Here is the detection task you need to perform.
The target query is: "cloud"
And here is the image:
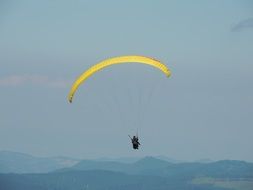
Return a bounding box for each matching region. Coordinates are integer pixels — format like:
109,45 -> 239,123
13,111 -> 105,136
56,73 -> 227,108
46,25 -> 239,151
231,18 -> 253,32
0,75 -> 71,88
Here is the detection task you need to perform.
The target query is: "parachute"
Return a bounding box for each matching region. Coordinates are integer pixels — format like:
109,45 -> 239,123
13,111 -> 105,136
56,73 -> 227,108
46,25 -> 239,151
68,55 -> 171,103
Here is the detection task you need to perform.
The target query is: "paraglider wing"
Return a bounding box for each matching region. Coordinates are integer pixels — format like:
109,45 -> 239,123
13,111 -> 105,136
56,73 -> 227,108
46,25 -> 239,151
68,55 -> 171,103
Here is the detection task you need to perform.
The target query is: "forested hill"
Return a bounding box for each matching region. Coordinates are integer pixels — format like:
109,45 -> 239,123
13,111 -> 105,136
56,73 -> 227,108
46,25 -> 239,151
0,154 -> 253,190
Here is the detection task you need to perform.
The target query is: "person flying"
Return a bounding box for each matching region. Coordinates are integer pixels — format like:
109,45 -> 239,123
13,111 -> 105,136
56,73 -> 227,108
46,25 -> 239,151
129,135 -> 140,149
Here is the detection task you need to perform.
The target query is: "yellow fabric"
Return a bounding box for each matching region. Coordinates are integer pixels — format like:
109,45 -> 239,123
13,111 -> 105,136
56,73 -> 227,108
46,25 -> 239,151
68,55 -> 171,103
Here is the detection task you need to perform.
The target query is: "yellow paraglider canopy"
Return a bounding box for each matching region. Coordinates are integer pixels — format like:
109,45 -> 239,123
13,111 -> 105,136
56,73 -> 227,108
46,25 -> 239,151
68,55 -> 171,103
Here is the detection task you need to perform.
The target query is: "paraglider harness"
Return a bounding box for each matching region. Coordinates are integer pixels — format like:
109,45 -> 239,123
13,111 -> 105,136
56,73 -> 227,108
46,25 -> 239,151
129,135 -> 140,149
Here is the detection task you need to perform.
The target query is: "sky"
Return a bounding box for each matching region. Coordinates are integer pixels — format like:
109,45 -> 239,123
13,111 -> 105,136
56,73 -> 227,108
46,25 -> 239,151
0,0 -> 253,162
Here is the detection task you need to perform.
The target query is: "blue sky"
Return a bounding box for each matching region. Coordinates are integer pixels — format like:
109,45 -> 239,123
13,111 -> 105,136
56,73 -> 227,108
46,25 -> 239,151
0,0 -> 253,161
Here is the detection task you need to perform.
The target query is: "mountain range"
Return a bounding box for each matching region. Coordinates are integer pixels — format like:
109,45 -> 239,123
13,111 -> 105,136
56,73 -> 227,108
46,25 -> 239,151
0,151 -> 79,173
0,151 -> 253,190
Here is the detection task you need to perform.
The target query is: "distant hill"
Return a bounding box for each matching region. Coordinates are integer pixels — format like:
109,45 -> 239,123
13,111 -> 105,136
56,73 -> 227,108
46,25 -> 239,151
0,151 -> 79,173
0,170 -> 231,190
94,156 -> 141,163
144,160 -> 253,183
131,156 -> 173,174
1,152 -> 253,190
155,155 -> 183,163
57,156 -> 173,174
94,155 -> 181,163
1,151 -> 253,181
57,157 -> 253,180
